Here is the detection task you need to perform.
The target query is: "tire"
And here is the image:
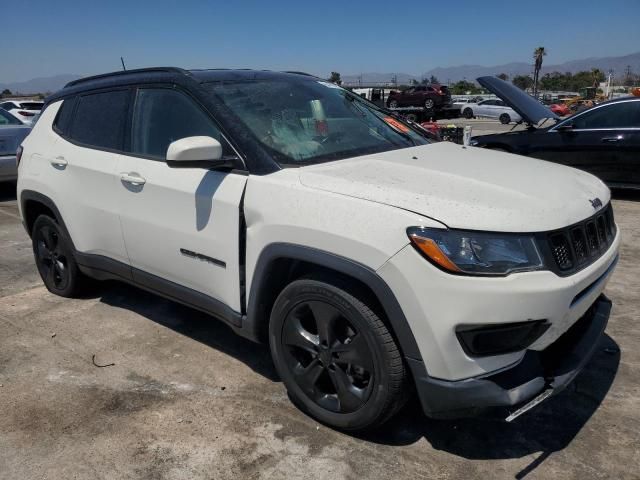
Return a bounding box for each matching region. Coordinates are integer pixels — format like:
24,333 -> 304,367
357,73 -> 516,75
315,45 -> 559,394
388,99 -> 398,109
32,215 -> 86,297
463,108 -> 473,119
424,98 -> 435,109
499,113 -> 511,124
269,278 -> 407,431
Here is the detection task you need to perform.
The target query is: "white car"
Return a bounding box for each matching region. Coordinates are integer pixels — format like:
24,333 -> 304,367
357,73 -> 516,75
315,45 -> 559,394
0,108 -> 31,182
0,99 -> 43,125
17,68 -> 619,431
461,98 -> 522,124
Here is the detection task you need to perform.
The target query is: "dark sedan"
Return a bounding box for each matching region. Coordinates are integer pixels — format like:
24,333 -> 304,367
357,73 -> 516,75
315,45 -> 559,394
471,76 -> 640,189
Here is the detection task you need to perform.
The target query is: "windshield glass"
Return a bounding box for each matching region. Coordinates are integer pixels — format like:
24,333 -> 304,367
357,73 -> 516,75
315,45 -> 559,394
206,79 -> 428,166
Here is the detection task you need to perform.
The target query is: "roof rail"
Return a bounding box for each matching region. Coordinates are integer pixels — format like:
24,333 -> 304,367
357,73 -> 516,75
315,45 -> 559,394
64,67 -> 190,88
282,71 -> 317,77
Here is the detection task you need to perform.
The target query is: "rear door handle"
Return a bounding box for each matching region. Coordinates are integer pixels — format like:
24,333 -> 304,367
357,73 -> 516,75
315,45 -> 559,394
602,136 -> 623,143
50,156 -> 67,168
120,172 -> 146,186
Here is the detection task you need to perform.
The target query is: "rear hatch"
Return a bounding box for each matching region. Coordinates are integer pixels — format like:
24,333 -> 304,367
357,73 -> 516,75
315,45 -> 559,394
0,126 -> 31,156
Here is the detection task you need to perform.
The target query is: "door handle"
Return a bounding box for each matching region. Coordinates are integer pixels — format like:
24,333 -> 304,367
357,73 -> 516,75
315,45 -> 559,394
601,136 -> 623,143
120,172 -> 146,186
50,156 -> 67,168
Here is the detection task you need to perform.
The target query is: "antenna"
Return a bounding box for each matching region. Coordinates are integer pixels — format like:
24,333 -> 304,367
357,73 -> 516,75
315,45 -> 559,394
120,57 -> 127,71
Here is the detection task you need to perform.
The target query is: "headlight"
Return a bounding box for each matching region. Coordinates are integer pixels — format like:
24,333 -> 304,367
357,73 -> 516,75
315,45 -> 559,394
407,227 -> 544,276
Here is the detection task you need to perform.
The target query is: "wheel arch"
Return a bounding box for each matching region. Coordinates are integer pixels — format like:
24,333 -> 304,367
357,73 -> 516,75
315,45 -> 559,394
244,243 -> 423,362
20,190 -> 71,241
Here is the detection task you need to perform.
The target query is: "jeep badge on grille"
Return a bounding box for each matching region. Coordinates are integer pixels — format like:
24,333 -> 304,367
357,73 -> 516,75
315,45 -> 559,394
590,198 -> 603,210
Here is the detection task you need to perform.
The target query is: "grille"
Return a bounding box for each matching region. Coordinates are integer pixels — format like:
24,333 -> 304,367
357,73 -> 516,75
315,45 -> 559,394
545,203 -> 616,276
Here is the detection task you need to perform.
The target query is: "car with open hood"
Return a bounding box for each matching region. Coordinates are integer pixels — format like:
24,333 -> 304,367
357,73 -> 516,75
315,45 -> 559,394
470,76 -> 640,189
17,68 -> 619,431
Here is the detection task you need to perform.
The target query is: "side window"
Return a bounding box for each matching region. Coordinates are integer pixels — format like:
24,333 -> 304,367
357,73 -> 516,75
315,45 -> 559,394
69,90 -> 129,150
53,97 -> 77,136
130,88 -> 229,160
572,102 -> 640,129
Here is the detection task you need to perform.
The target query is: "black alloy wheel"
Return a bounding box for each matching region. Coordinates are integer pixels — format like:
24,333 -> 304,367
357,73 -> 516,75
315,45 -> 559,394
424,98 -> 435,109
281,300 -> 374,413
270,278 -> 407,431
32,215 -> 85,297
463,107 -> 474,119
388,99 -> 399,109
499,113 -> 511,124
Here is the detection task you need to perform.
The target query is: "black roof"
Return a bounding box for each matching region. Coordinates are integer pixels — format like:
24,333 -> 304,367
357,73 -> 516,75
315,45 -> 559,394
45,67 -> 319,104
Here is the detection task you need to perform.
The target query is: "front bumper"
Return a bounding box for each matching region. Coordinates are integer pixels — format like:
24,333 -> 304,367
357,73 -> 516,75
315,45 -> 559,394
409,295 -> 612,419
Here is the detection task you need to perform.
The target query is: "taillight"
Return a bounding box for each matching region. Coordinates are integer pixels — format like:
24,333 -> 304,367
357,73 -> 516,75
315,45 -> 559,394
17,110 -> 35,117
16,146 -> 23,166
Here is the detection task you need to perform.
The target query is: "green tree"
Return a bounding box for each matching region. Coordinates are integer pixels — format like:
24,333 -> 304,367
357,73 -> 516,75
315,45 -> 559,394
1,88 -> 11,96
512,75 -> 534,90
410,78 -> 419,86
450,80 -> 481,95
327,72 -> 342,85
429,75 -> 439,84
533,46 -> 546,97
497,73 -> 509,81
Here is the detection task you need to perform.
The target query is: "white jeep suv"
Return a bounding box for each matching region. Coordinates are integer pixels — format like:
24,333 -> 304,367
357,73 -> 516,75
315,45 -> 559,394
17,68 -> 619,431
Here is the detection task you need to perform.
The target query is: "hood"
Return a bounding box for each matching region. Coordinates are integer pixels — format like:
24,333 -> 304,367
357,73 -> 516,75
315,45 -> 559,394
298,143 -> 610,233
477,76 -> 559,125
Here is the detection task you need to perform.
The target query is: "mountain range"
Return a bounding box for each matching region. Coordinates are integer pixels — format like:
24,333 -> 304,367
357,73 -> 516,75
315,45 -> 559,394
2,51 -> 639,94
0,74 -> 82,95
341,51 -> 640,85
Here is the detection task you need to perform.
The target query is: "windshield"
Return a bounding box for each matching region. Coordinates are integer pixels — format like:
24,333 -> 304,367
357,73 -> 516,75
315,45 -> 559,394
206,79 -> 428,166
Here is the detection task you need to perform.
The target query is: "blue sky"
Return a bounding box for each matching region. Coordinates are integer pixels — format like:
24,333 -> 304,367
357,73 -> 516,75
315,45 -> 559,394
3,0 -> 640,82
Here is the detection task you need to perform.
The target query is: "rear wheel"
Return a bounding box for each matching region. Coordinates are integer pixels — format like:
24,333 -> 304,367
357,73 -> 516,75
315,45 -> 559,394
32,215 -> 86,297
463,108 -> 474,119
424,98 -> 435,109
499,113 -> 511,124
388,99 -> 398,109
269,278 -> 407,431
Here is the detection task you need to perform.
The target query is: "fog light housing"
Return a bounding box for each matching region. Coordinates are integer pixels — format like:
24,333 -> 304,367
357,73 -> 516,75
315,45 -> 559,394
456,320 -> 550,357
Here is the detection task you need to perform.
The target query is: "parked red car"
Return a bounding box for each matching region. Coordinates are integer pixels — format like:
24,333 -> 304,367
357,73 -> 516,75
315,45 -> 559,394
549,103 -> 571,116
387,84 -> 452,110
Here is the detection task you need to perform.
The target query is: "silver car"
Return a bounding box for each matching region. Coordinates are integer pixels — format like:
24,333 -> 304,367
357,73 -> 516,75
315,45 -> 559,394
0,108 -> 31,182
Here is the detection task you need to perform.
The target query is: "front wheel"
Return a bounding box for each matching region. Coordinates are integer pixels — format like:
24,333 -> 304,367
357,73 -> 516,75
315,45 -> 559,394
499,113 -> 511,124
463,108 -> 473,119
388,99 -> 398,109
269,278 -> 407,431
424,98 -> 435,109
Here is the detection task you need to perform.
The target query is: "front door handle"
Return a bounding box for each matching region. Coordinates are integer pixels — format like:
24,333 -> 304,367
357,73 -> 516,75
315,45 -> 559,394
602,136 -> 623,143
120,172 -> 146,186
50,156 -> 67,168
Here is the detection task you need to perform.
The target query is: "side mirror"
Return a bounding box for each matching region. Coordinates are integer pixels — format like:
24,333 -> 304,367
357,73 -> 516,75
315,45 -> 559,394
166,136 -> 235,169
556,122 -> 574,132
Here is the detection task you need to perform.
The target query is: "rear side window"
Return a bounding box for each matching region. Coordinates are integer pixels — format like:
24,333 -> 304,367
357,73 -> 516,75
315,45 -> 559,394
69,90 -> 129,150
19,102 -> 43,110
53,97 -> 76,135
130,88 -> 230,160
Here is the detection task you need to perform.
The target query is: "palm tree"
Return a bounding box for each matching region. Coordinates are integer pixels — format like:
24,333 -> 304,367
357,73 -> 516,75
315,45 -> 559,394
532,47 -> 546,98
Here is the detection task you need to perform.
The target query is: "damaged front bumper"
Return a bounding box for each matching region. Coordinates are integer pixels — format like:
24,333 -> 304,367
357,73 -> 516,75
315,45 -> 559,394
409,295 -> 612,420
